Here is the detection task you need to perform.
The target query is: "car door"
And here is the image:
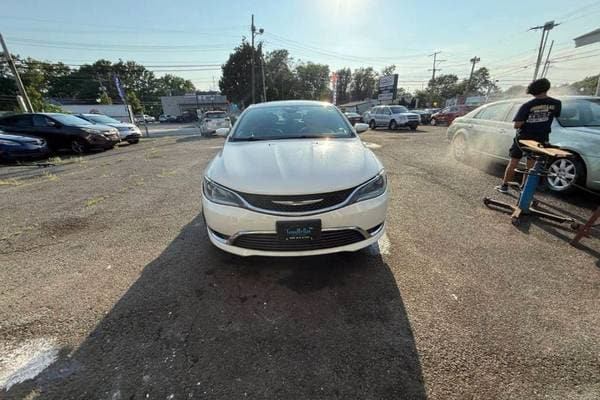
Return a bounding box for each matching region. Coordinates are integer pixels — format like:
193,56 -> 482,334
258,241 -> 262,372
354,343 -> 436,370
380,107 -> 391,127
470,102 -> 513,158
32,114 -> 68,148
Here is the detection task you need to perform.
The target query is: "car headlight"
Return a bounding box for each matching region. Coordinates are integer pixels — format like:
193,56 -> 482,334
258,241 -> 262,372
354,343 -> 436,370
349,171 -> 387,203
81,127 -> 103,134
203,178 -> 245,207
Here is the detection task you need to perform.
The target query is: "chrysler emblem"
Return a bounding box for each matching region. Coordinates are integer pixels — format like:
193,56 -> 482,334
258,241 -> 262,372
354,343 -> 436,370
272,199 -> 323,206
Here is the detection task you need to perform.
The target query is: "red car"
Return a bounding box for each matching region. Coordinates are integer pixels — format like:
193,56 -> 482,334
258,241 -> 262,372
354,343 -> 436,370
430,105 -> 475,126
344,112 -> 364,126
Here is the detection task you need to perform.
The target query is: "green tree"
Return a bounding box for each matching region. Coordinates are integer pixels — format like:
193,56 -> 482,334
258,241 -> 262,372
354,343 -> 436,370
126,91 -> 143,114
569,75 -> 599,95
99,92 -> 112,105
350,67 -> 378,101
264,49 -> 297,101
335,68 -> 352,104
381,65 -> 396,76
462,67 -> 497,96
294,62 -> 330,100
154,74 -> 195,96
219,40 -> 264,107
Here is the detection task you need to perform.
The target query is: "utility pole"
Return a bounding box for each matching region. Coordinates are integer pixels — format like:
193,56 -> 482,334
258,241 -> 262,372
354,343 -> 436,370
541,40 -> 554,78
260,55 -> 267,102
530,20 -> 559,80
0,33 -> 33,112
250,15 -> 264,105
466,56 -> 481,94
428,51 -> 444,82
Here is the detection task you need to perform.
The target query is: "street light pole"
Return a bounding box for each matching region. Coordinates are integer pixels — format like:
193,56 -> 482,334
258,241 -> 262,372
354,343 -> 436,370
0,33 -> 33,112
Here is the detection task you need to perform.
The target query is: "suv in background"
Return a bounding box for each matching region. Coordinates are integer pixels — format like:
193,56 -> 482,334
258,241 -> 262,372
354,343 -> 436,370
430,105 -> 475,126
367,105 -> 420,131
200,111 -> 232,136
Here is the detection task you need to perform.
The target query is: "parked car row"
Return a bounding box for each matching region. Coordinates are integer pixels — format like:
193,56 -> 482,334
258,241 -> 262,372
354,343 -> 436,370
447,95 -> 600,193
0,112 -> 141,163
199,111 -> 232,136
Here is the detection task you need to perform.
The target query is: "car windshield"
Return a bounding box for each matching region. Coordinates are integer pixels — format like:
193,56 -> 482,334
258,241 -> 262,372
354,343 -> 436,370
230,104 -> 353,141
51,114 -> 94,126
85,114 -> 121,124
557,98 -> 600,127
205,112 -> 227,119
390,106 -> 409,114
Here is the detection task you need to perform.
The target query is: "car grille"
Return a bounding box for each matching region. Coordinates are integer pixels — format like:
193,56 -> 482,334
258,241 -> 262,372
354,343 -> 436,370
232,229 -> 365,251
239,187 -> 356,213
407,115 -> 420,121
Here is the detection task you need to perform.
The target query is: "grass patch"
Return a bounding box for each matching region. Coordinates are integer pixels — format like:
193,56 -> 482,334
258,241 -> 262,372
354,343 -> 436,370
144,148 -> 162,159
157,169 -> 177,178
84,195 -> 109,207
0,178 -> 22,186
43,172 -> 59,182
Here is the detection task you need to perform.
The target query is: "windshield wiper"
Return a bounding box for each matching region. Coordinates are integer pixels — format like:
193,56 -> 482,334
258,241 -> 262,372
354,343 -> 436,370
230,136 -> 272,142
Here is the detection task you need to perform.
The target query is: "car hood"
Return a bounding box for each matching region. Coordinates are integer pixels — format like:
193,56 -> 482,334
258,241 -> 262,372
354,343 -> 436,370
0,132 -> 44,144
560,125 -> 600,135
206,138 -> 383,195
103,122 -> 138,130
393,112 -> 420,117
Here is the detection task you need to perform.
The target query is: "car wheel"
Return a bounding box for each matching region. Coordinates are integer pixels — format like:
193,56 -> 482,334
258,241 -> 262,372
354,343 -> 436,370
430,118 -> 437,126
389,120 -> 397,130
128,139 -> 139,144
70,139 -> 88,154
410,125 -> 418,131
451,133 -> 469,162
546,157 -> 585,193
369,120 -> 377,130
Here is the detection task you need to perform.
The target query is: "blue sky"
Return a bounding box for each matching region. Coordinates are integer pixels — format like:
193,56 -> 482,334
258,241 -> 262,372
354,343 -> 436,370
2,0 -> 599,91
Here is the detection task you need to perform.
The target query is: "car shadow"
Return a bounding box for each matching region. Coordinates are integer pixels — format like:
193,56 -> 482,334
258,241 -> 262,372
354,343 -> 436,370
6,215 -> 426,399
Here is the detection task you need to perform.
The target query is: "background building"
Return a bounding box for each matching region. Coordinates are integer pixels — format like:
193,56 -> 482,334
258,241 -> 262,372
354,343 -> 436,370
160,92 -> 228,117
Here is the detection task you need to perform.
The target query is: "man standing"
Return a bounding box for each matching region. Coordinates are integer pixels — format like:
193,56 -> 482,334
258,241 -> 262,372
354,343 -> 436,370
495,78 -> 562,193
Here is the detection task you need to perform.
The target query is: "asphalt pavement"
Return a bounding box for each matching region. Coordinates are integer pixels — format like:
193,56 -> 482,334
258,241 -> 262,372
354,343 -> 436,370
1,126 -> 598,399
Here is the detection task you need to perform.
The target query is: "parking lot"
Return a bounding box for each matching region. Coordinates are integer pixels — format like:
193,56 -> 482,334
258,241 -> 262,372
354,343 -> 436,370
1,125 -> 599,399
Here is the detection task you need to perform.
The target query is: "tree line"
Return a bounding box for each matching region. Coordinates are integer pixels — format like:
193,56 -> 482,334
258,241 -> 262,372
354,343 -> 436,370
0,55 -> 195,116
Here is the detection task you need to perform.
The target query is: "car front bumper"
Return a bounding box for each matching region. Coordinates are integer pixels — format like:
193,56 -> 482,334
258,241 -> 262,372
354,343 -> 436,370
202,191 -> 388,257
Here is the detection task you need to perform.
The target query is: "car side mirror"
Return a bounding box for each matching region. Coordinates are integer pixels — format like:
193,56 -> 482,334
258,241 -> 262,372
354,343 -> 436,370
354,123 -> 369,134
215,128 -> 230,137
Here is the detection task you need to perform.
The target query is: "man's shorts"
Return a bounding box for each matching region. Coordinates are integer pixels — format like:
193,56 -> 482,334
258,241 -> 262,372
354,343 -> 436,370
509,134 -> 549,159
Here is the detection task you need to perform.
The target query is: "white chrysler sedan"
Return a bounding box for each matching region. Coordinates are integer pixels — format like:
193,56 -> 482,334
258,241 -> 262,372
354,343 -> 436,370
202,100 -> 388,257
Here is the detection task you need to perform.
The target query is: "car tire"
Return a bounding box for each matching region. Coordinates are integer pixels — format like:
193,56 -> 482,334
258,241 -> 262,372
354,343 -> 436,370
430,118 -> 437,126
546,157 -> 585,193
70,139 -> 88,154
128,139 -> 139,144
369,120 -> 377,130
410,125 -> 418,131
451,133 -> 469,162
389,120 -> 397,130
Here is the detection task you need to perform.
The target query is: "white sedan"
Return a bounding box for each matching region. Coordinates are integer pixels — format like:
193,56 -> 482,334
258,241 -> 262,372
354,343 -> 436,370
202,100 -> 388,257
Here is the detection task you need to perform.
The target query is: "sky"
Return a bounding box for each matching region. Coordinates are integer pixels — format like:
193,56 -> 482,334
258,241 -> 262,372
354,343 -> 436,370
1,0 -> 600,92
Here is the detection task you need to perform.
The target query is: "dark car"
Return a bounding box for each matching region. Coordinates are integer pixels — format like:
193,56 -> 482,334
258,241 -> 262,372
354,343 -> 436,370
344,112 -> 364,126
411,109 -> 432,125
0,130 -> 49,162
430,105 -> 476,126
0,113 -> 120,154
75,113 -> 142,144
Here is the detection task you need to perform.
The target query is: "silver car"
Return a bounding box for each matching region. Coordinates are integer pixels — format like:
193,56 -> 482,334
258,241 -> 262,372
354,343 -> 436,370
366,105 -> 420,131
447,96 -> 600,192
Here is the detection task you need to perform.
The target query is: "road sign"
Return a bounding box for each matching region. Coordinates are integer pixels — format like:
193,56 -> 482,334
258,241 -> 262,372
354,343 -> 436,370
378,74 -> 398,101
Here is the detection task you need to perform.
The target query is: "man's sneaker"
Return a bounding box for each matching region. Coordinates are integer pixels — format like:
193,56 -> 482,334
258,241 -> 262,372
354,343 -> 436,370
495,184 -> 509,194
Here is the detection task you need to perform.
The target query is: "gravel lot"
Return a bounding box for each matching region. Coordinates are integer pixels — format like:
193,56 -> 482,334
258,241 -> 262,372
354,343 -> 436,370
1,125 -> 599,399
